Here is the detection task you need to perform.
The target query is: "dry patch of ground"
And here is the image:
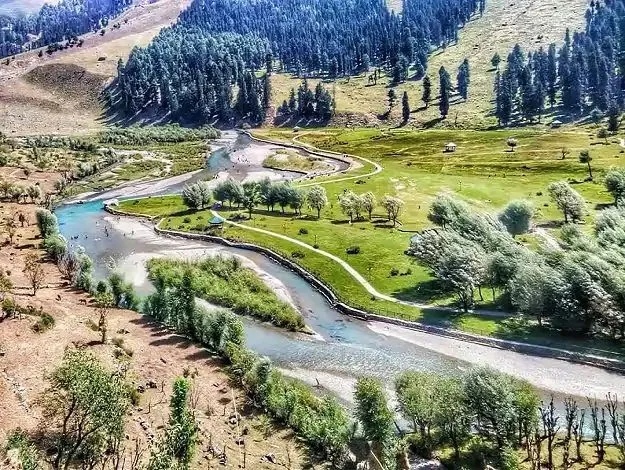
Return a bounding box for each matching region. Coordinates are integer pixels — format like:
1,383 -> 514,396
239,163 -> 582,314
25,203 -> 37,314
0,0 -> 190,136
0,193 -> 306,468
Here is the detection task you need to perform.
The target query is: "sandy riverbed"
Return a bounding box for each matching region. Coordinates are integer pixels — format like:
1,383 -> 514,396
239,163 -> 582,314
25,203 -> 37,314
368,322 -> 625,397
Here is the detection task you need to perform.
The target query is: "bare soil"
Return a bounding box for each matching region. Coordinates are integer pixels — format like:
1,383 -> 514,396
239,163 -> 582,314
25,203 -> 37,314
0,171 -> 307,468
0,0 -> 190,136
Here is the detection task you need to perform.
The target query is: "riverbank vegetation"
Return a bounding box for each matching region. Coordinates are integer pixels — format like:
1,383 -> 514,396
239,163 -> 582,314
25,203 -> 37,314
0,125 -> 219,199
11,268 -> 625,470
263,150 -> 331,174
146,256 -> 305,331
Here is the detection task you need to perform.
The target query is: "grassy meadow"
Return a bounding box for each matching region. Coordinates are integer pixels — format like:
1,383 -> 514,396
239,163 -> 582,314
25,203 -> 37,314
117,125 -> 625,359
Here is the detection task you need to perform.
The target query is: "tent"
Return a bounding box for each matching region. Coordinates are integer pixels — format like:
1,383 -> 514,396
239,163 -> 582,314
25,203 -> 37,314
209,215 -> 226,227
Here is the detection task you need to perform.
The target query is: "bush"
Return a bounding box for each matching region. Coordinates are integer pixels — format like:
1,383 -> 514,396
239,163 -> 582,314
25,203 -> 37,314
183,216 -> 192,223
298,227 -> 309,235
108,273 -> 140,310
43,234 -> 67,262
291,250 -> 306,259
390,267 -> 399,276
127,387 -> 141,406
35,209 -> 58,238
32,312 -> 55,333
96,280 -> 108,295
346,246 -> 361,255
6,429 -> 42,470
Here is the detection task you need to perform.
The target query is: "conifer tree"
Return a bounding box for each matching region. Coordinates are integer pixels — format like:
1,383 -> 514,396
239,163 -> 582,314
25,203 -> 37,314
402,91 -> 410,123
422,75 -> 432,108
439,66 -> 451,118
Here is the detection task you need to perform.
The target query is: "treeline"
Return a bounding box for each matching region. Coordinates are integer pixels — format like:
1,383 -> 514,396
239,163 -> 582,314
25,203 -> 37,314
0,0 -> 131,59
409,175 -> 625,338
118,0 -> 486,123
494,1 -> 625,126
99,124 -> 220,146
277,80 -> 335,121
140,259 -> 351,466
362,368 -> 625,470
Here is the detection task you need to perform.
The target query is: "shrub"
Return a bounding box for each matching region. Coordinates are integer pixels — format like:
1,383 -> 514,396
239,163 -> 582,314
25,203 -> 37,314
183,216 -> 192,223
32,312 -> 55,333
390,267 -> 399,276
346,246 -> 361,255
298,227 -> 309,235
43,234 -> 67,262
128,387 -> 141,406
35,209 -> 58,238
6,429 -> 42,470
96,280 -> 108,295
291,250 -> 306,259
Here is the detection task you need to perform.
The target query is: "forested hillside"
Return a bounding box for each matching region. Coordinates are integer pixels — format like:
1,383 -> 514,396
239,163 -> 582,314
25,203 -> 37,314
0,0 -> 132,58
494,0 -> 625,126
117,0 -> 486,123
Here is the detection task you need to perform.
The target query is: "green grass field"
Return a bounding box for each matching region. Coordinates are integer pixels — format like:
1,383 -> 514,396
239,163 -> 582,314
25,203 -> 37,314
117,125 -> 625,359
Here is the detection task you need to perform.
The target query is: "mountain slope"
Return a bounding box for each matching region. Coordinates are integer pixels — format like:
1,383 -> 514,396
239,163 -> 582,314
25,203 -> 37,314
0,0 -> 190,136
270,0 -> 587,128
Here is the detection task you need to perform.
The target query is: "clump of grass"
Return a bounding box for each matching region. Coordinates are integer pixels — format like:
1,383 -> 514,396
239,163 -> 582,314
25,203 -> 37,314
112,337 -> 134,357
31,312 -> 55,333
346,245 -> 361,254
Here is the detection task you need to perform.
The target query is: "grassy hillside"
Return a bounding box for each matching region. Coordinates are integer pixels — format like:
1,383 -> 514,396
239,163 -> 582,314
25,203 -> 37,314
0,0 -> 190,136
270,0 -> 587,128
0,0 -> 588,134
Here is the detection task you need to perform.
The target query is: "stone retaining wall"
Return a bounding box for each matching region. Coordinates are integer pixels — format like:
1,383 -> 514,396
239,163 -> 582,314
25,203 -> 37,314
104,205 -> 625,373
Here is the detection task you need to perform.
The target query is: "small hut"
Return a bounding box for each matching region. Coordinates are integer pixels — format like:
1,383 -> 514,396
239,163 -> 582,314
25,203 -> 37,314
209,215 -> 226,229
550,120 -> 563,129
444,142 -> 457,153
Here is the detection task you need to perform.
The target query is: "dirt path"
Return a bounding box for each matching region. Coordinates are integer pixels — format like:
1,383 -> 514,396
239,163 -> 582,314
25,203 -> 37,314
290,132 -> 383,186
208,209 -> 512,321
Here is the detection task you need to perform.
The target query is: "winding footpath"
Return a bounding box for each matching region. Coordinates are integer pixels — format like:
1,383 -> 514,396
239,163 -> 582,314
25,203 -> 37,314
243,131 -> 510,317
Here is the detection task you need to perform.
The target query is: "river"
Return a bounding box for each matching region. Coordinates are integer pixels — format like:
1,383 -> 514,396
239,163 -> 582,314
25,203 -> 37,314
55,131 -> 625,406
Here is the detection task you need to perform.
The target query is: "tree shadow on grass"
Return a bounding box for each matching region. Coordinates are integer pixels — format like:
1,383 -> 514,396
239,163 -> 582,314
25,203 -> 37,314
393,278 -> 450,304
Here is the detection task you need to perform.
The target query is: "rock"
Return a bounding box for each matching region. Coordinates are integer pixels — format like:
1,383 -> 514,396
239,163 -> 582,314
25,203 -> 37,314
234,437 -> 244,445
5,448 -> 20,468
411,458 -> 446,470
147,380 -> 158,389
265,453 -> 276,464
136,385 -> 145,393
